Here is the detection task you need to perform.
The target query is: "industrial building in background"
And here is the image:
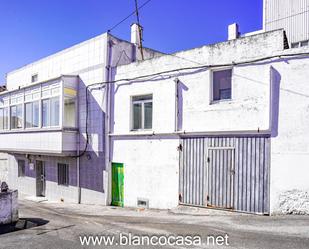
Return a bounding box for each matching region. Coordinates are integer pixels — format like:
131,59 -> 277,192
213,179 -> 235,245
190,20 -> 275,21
264,0 -> 309,48
0,0 -> 308,215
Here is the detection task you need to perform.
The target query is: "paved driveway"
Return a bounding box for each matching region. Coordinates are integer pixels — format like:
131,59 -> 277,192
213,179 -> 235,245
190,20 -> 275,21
1,199 -> 309,249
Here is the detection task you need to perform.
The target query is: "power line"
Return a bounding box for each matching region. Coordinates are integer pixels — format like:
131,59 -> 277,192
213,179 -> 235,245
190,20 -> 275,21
106,0 -> 202,65
88,52 -> 309,88
107,0 -> 152,33
75,51 -> 309,157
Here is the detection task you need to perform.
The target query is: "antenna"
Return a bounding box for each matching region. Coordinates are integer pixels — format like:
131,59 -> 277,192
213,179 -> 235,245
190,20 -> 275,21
134,0 -> 144,60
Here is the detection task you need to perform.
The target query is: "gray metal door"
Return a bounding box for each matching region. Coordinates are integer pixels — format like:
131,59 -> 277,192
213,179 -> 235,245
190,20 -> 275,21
36,161 -> 45,197
207,148 -> 234,209
179,137 -> 270,214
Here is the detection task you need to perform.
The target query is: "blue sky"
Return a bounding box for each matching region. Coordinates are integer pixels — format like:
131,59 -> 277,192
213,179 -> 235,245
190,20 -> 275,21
0,0 -> 263,84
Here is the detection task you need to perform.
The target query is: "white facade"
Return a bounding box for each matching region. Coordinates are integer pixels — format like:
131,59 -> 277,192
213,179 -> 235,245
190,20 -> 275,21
111,29 -> 309,214
269,55 -> 309,214
1,14 -> 309,215
0,153 -> 8,183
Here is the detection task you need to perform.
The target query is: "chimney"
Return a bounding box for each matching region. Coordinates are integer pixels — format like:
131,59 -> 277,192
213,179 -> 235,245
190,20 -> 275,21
228,23 -> 240,40
131,23 -> 143,44
131,23 -> 144,60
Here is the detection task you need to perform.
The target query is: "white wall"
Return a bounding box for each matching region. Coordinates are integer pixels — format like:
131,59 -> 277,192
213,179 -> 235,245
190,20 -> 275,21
0,131 -> 76,155
0,153 -> 8,183
112,30 -> 309,213
8,154 -> 36,195
112,138 -> 179,209
111,31 -> 284,210
113,30 -> 284,135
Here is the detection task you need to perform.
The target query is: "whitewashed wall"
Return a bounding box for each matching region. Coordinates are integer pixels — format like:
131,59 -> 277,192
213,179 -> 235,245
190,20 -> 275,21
113,31 -> 284,135
111,31 -> 283,209
269,53 -> 309,214
8,154 -> 36,195
112,30 -> 309,213
112,138 -> 180,209
0,153 -> 8,183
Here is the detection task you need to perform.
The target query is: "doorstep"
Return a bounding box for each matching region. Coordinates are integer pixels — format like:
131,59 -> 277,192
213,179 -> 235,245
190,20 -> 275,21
21,194 -> 48,203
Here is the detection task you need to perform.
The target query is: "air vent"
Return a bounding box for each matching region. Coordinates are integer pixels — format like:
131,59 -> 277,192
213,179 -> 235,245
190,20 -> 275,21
137,198 -> 149,208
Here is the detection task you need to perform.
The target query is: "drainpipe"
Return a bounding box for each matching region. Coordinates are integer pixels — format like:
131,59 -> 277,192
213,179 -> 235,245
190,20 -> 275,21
77,131 -> 81,204
104,36 -> 113,206
77,78 -> 81,204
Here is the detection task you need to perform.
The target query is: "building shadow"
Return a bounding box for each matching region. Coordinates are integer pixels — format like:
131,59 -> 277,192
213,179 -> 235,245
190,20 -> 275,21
270,66 -> 281,137
176,80 -> 189,131
0,218 -> 49,235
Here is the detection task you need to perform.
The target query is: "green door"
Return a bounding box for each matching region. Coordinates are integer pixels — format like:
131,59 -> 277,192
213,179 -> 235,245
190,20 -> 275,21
111,163 -> 124,207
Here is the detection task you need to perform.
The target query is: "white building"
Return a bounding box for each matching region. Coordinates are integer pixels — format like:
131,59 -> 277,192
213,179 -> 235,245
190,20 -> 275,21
0,26 -> 161,204
1,0 -> 309,215
111,29 -> 309,214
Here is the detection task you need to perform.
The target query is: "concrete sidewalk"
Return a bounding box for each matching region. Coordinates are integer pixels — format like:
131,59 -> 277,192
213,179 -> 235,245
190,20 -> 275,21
1,197 -> 309,249
20,193 -> 248,218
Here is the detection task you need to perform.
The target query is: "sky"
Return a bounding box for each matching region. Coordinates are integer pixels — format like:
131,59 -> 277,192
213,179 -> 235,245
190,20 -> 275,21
0,0 -> 263,84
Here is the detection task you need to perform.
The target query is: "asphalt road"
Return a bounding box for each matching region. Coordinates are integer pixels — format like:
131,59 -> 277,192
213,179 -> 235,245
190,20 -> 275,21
1,199 -> 309,249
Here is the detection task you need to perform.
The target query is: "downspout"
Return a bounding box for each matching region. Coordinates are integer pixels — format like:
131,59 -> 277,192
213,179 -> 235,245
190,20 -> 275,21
104,35 -> 113,205
77,79 -> 81,204
77,131 -> 81,203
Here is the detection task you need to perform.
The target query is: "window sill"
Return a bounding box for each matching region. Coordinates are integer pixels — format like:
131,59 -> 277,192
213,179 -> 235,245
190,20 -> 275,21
210,99 -> 233,105
130,129 -> 153,133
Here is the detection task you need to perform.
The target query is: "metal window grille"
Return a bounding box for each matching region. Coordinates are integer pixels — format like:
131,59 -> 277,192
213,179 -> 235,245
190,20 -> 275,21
57,163 -> 69,185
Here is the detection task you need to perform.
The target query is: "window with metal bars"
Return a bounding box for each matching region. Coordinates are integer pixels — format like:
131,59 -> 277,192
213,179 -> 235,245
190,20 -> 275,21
57,163 -> 69,186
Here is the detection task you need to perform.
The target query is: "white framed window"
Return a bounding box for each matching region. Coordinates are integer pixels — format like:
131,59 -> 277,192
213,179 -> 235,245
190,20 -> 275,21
42,97 -> 60,127
25,86 -> 40,102
25,101 -> 40,128
0,78 -> 76,132
131,94 -> 153,130
10,104 -> 23,129
0,107 -> 9,130
57,163 -> 69,186
211,68 -> 232,102
64,97 -> 76,127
